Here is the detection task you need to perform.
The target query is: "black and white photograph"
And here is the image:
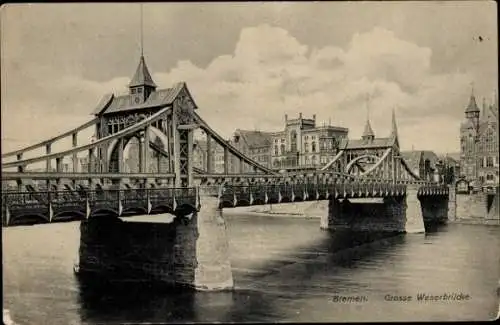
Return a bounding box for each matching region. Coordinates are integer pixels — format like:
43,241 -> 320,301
1,2 -> 499,324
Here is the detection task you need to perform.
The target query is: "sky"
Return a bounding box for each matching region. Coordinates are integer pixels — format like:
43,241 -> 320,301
1,2 -> 498,156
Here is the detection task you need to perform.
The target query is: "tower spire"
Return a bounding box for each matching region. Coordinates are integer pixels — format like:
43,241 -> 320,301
140,3 -> 144,57
465,82 -> 480,115
129,4 -> 156,103
391,107 -> 398,139
366,93 -> 370,122
362,93 -> 375,142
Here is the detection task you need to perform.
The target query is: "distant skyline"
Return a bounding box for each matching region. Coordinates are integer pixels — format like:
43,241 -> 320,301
1,2 -> 498,154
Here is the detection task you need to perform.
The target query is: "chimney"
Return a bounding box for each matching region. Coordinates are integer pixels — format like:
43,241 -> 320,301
313,114 -> 316,121
299,112 -> 302,119
285,114 -> 288,122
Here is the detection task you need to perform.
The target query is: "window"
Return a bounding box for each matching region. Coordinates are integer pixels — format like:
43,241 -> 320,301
485,129 -> 496,152
274,139 -> 278,143
280,144 -> 285,154
468,135 -> 474,153
304,142 -> 309,153
281,138 -> 285,143
487,156 -> 494,167
305,136 -> 309,140
312,142 -> 316,152
312,155 -> 316,165
137,88 -> 143,93
312,136 -> 316,140
274,146 -> 278,155
290,131 -> 297,152
131,88 -> 136,94
486,174 -> 494,181
460,137 -> 466,153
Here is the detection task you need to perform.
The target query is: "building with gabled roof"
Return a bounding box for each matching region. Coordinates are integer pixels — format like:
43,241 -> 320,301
230,130 -> 273,172
459,87 -> 499,189
269,113 -> 349,171
400,150 -> 440,181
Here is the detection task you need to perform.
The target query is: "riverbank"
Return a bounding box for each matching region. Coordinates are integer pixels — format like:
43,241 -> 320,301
449,218 -> 500,226
226,203 -> 500,225
225,208 -> 320,218
225,201 -> 329,218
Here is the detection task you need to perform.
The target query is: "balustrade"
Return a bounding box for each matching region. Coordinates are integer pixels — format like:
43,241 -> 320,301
2,187 -> 198,226
3,174 -> 445,227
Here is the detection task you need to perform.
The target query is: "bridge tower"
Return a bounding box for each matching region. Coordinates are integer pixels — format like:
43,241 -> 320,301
325,107 -> 417,182
92,55 -> 198,188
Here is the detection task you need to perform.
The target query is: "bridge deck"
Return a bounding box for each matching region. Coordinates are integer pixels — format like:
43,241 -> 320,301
2,182 -> 449,227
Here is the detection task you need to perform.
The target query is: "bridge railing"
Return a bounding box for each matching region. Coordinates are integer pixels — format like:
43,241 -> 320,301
2,187 -> 199,226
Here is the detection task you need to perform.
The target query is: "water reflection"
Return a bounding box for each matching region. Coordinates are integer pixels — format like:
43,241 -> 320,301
76,228 -> 405,324
3,215 -> 499,324
77,280 -> 196,323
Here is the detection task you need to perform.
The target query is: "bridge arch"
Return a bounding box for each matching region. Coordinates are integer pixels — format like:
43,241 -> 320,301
8,213 -> 50,226
345,154 -> 379,175
107,126 -> 169,173
52,210 -> 86,222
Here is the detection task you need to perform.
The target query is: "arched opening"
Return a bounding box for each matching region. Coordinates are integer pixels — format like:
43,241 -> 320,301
345,154 -> 379,176
108,126 -> 170,173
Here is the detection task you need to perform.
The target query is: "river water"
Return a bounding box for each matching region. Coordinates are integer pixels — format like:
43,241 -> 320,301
3,213 -> 500,324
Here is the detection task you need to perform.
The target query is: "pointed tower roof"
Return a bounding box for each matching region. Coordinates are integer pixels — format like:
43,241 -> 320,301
129,55 -> 157,88
362,93 -> 374,140
391,108 -> 398,138
465,87 -> 480,113
362,119 -> 375,138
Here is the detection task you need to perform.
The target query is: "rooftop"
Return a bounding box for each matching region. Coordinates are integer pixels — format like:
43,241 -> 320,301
362,119 -> 375,138
93,82 -> 189,116
129,55 -> 157,88
400,150 -> 439,170
465,93 -> 480,114
339,137 -> 394,150
234,129 -> 273,148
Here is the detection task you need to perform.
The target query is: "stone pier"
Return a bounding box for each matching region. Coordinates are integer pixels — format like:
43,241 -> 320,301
178,188 -> 233,291
403,185 -> 425,233
319,185 -> 455,234
77,186 -> 233,291
321,197 -> 407,232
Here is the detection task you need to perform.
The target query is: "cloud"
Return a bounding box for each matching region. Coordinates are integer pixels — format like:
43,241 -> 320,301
2,24 -> 472,154
155,24 -> 471,152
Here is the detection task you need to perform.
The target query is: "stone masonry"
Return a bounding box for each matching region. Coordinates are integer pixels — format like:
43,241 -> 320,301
403,186 -> 426,233
456,192 -> 488,220
77,187 -> 234,291
319,185 -> 452,234
187,188 -> 233,291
